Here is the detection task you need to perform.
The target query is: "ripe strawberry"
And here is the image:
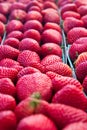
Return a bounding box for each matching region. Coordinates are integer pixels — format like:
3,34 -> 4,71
42,8 -> 58,16
12,65 -> 23,72
41,43 -> 62,58
63,17 -> 84,33
9,9 -> 27,23
0,2 -> 11,15
43,1 -> 57,10
43,22 -> 62,33
17,66 -> 40,79
81,15 -> 87,28
9,2 -> 26,11
77,5 -> 87,16
57,0 -> 73,7
67,27 -> 87,44
61,3 -> 77,15
19,38 -> 41,54
4,37 -> 20,49
0,78 -> 16,96
6,31 -> 23,41
75,52 -> 87,67
0,110 -> 17,130
52,84 -> 87,111
76,61 -> 87,83
23,29 -> 41,43
62,11 -> 81,20
0,13 -> 7,23
63,122 -> 87,130
69,38 -> 87,61
0,45 -> 20,60
46,71 -> 59,79
17,114 -> 57,130
6,20 -> 23,34
0,93 -> 16,111
28,6 -> 41,12
82,76 -> 87,94
17,50 -> 40,67
74,0 -> 87,8
41,54 -> 62,67
41,29 -> 62,45
16,72 -> 52,101
51,74 -> 82,92
0,21 -> 5,36
26,11 -> 42,22
23,20 -> 43,33
0,67 -> 18,81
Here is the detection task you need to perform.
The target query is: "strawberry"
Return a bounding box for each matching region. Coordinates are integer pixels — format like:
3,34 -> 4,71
62,11 -> 81,20
41,43 -> 62,58
57,0 -> 73,7
42,8 -> 58,16
75,52 -> 87,67
76,61 -> 87,83
43,22 -> 62,33
0,13 -> 7,23
4,37 -> 20,49
0,21 -> 5,36
23,20 -> 43,33
0,93 -> 16,111
0,67 -> 18,81
46,71 -> 59,79
63,17 -> 84,33
9,2 -> 26,11
17,114 -> 57,130
81,15 -> 87,28
52,84 -> 87,111
23,29 -> 41,43
28,6 -> 41,12
17,50 -> 40,67
77,5 -> 87,16
41,54 -> 62,66
26,10 -> 42,22
67,27 -> 87,44
69,38 -> 87,61
0,2 -> 11,15
17,66 -> 40,79
41,29 -> 62,45
0,45 -> 20,60
19,38 -> 41,54
16,72 -> 52,101
6,20 -> 23,34
62,122 -> 87,130
61,3 -> 77,15
0,78 -> 16,96
6,31 -> 23,41
9,9 -> 27,23
0,110 -> 17,130
43,1 -> 58,10
82,76 -> 87,94
74,0 -> 87,8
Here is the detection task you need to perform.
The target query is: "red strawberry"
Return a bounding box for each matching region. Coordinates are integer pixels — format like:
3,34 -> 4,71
17,50 -> 40,67
46,71 -> 59,79
6,20 -> 23,34
77,5 -> 87,16
0,78 -> 16,96
0,2 -> 11,15
52,84 -> 87,111
0,110 -> 17,130
12,65 -> 23,72
45,62 -> 72,77
75,52 -> 87,67
0,67 -> 18,81
26,10 -> 42,22
0,13 -> 7,23
62,11 -> 81,20
9,9 -> 27,23
43,22 -> 62,33
67,27 -> 87,44
74,0 -> 87,8
9,2 -> 26,11
62,122 -> 87,130
43,1 -> 58,10
23,29 -> 41,43
76,61 -> 87,83
28,6 -> 41,12
82,76 -> 87,94
6,31 -> 23,41
19,38 -> 41,54
0,93 -> 16,111
0,45 -> 20,60
63,17 -> 84,33
69,38 -> 87,61
41,29 -> 62,45
41,43 -> 62,57
17,66 -> 40,79
17,114 -> 57,130
23,20 -> 43,33
57,0 -> 73,7
4,37 -> 20,49
81,15 -> 87,28
42,8 -> 58,16
41,54 -> 62,66
0,21 -> 5,36
16,72 -> 52,101
61,3 -> 77,15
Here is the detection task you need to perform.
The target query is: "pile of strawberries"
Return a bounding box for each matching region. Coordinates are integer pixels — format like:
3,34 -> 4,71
0,0 -> 87,130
